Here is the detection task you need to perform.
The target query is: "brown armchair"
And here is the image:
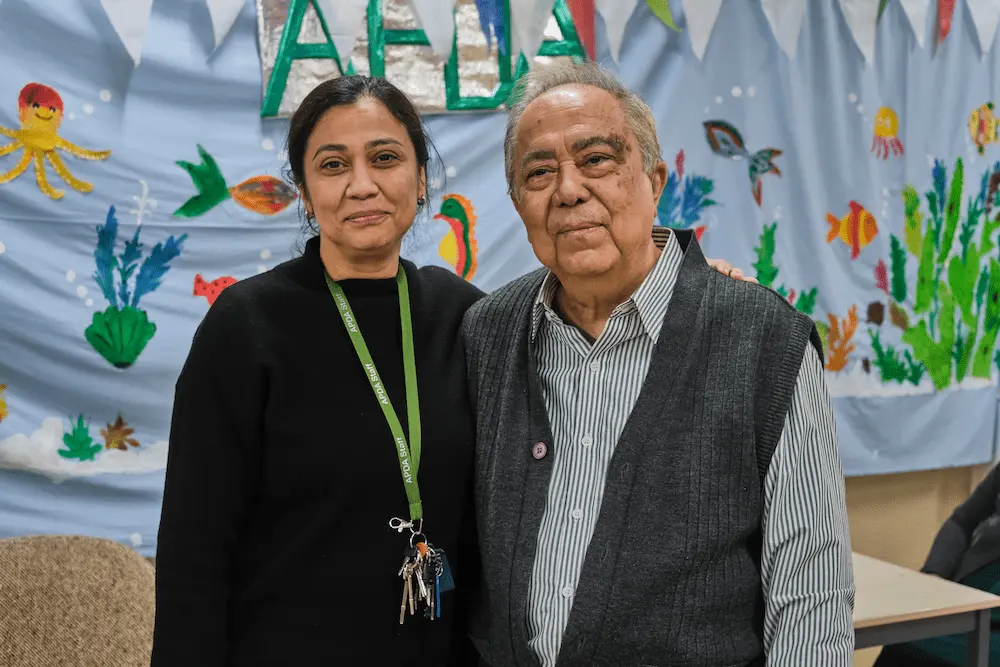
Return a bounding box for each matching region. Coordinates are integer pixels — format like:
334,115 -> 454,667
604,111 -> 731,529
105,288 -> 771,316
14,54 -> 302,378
0,535 -> 155,666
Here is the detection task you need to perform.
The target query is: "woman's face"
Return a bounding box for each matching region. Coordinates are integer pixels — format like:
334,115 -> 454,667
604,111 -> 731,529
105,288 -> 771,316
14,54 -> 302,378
300,97 -> 425,260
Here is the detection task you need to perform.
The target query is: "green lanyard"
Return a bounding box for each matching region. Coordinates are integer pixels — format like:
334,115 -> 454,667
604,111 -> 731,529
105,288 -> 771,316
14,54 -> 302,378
324,267 -> 423,523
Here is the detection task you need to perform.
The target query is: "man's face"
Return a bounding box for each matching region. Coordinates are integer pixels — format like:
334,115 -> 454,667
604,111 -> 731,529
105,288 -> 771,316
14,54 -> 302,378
511,84 -> 667,280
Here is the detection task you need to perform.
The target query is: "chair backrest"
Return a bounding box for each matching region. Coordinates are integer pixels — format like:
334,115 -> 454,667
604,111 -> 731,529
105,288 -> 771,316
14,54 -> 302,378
0,534 -> 155,667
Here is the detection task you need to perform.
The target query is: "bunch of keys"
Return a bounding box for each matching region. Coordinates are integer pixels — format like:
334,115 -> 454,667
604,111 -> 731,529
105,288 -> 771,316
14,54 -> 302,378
391,518 -> 445,625
398,540 -> 444,624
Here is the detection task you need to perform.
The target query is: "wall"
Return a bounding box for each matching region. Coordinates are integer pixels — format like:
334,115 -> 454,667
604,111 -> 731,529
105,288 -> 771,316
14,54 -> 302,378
848,464 -> 988,667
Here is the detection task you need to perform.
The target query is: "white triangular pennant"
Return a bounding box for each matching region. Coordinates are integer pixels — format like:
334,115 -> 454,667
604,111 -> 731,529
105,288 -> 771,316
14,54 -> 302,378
681,0 -> 724,60
316,0 -> 368,62
595,0 -> 640,62
410,0 -> 459,61
100,0 -> 154,66
761,0 -> 808,58
206,0 -> 244,52
898,0 -> 931,47
966,0 -> 1000,55
838,0 -> 879,63
509,0 -> 557,61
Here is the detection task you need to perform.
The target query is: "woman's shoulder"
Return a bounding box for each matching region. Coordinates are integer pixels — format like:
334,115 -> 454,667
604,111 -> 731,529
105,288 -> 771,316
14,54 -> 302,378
196,257 -> 313,332
406,260 -> 485,314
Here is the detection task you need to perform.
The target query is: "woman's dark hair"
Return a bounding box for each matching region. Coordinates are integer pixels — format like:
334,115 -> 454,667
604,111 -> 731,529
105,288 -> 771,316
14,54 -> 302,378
285,75 -> 443,239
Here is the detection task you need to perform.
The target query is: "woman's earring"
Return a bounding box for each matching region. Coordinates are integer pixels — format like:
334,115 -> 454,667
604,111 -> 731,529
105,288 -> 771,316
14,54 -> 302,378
417,197 -> 426,206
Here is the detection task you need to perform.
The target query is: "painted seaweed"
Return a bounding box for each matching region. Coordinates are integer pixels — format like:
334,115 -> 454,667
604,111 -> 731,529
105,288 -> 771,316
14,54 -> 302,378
752,222 -> 819,316
657,150 -> 716,235
871,159 -> 1000,389
84,206 -> 186,368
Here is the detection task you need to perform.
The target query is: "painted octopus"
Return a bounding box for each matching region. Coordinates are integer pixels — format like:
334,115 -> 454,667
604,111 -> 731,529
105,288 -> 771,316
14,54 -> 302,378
871,107 -> 904,160
0,83 -> 111,199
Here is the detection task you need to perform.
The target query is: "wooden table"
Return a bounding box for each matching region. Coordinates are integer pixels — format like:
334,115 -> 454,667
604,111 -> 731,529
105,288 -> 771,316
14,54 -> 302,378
854,552 -> 1000,665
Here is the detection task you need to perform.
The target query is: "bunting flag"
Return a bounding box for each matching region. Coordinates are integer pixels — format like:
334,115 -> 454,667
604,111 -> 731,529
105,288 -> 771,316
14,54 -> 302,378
681,0 -> 724,60
938,0 -> 957,43
206,0 -> 244,52
966,0 -> 1000,55
595,0 -> 638,62
839,0 -> 879,62
566,0 -> 596,59
316,0 -> 368,64
411,0 -> 460,60
762,0 -> 808,58
509,0 -> 558,61
646,0 -> 681,31
899,0 -> 931,47
474,0 -> 507,55
100,0 -> 154,66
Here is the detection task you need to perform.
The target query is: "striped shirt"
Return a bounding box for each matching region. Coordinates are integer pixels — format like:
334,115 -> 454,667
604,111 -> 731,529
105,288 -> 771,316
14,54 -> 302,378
526,232 -> 855,666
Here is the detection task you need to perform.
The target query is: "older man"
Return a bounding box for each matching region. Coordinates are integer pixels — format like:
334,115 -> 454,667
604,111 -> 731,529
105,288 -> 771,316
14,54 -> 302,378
462,61 -> 854,666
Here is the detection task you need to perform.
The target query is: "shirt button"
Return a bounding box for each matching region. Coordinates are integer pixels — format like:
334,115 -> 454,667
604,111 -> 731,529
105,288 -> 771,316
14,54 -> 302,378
589,360 -> 600,373
581,434 -> 593,447
532,442 -> 547,459
561,586 -> 574,598
571,508 -> 583,520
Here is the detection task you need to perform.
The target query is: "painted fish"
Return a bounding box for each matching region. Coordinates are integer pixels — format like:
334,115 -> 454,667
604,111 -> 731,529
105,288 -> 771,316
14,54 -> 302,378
229,175 -> 298,216
826,200 -> 879,260
703,120 -> 782,207
174,144 -> 298,218
969,103 -> 999,156
193,273 -> 238,306
435,194 -> 479,281
0,384 -> 7,424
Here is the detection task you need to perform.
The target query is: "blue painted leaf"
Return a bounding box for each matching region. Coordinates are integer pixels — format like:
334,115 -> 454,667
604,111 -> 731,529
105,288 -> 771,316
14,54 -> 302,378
93,207 -> 120,308
131,234 -> 187,307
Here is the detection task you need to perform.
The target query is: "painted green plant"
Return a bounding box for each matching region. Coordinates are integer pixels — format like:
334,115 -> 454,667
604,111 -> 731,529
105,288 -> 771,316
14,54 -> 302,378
85,206 -> 186,369
868,327 -> 925,385
753,222 -> 819,316
869,158 -> 1000,390
59,415 -> 101,462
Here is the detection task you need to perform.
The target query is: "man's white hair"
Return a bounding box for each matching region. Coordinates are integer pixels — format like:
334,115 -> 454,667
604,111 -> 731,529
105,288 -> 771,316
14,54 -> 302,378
503,60 -> 662,199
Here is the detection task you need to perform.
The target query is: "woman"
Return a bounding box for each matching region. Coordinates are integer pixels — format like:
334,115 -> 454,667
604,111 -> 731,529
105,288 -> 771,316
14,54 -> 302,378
874,464 -> 1000,666
151,75 -> 750,666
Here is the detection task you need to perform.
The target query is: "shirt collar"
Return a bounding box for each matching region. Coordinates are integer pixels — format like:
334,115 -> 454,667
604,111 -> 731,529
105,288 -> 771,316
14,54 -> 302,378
530,228 -> 684,343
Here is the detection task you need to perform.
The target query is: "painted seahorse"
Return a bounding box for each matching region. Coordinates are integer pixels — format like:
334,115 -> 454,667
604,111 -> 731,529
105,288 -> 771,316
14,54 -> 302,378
434,194 -> 479,281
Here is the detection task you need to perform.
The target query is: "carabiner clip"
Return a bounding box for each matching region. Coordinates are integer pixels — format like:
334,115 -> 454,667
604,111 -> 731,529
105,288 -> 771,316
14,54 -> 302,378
389,517 -> 412,533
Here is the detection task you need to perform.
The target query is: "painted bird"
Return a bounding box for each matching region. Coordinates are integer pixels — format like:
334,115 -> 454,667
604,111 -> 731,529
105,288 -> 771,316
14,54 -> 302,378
826,200 -> 879,260
703,120 -> 782,207
193,273 -> 238,306
434,194 -> 479,281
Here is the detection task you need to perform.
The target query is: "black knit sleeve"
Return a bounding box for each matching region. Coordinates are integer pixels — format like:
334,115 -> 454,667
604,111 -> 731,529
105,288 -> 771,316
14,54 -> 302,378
923,463 -> 1000,579
151,287 -> 266,666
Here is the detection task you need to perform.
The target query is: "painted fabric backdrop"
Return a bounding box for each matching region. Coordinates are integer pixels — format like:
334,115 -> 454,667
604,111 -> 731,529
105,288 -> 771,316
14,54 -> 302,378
1,0 -> 999,556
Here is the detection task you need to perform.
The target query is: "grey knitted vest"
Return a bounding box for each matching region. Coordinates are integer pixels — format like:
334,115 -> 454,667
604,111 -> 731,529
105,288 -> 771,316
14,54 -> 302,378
462,229 -> 823,667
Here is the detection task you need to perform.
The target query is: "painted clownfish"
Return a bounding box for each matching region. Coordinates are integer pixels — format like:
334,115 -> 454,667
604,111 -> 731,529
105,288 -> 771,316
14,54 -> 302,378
434,194 -> 479,281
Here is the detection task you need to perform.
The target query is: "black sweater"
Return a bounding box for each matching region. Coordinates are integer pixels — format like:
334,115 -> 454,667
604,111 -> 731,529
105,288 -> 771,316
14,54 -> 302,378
152,236 -> 484,666
923,462 -> 1000,583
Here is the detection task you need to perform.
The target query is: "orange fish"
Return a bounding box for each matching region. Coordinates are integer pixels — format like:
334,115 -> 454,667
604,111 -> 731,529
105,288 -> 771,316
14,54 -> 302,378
229,175 -> 298,216
826,200 -> 879,260
193,274 -> 237,306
